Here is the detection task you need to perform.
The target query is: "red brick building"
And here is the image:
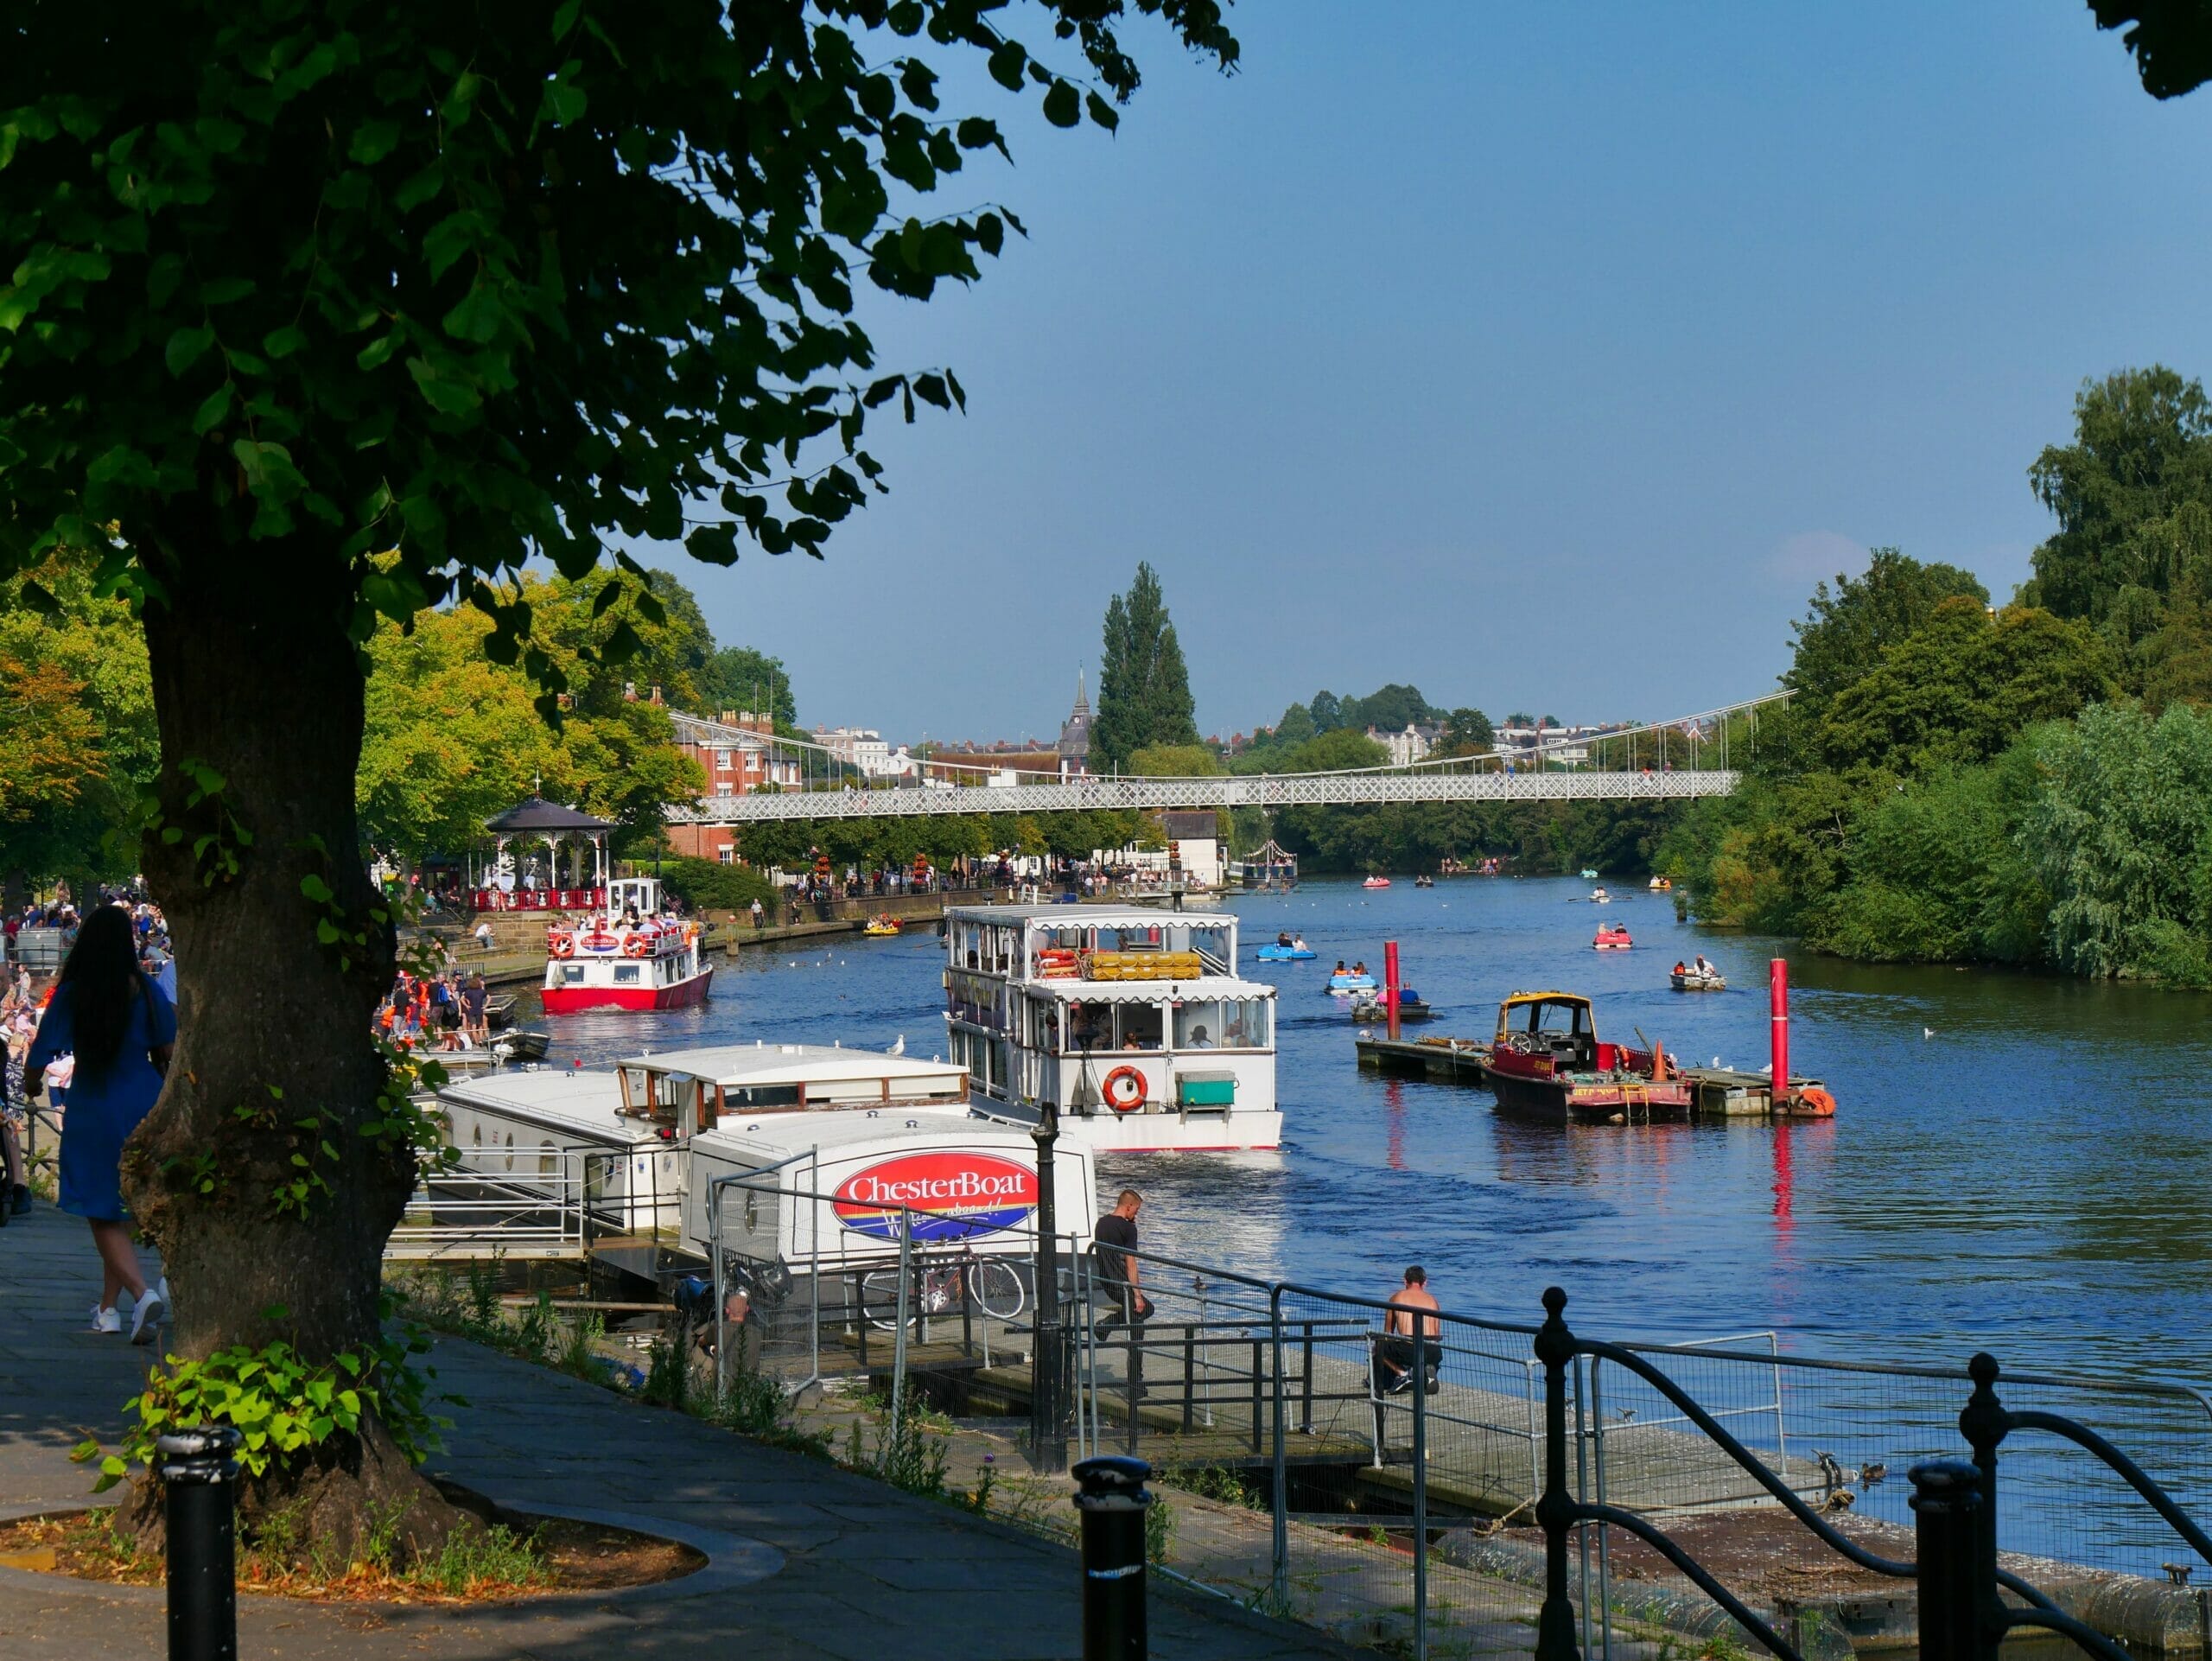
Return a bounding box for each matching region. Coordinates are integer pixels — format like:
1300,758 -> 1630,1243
666,710 -> 799,862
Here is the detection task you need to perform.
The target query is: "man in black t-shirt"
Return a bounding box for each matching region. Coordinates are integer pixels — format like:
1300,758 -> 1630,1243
1092,1188 -> 1153,1337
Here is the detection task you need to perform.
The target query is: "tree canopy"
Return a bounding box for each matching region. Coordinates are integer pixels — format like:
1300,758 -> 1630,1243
1090,561 -> 1199,768
1784,547 -> 1989,719
0,0 -> 1236,1564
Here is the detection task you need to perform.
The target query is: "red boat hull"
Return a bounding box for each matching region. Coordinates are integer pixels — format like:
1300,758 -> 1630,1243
540,966 -> 714,1014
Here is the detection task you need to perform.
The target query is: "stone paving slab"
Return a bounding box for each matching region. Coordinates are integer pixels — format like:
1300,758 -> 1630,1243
0,1201 -> 1363,1661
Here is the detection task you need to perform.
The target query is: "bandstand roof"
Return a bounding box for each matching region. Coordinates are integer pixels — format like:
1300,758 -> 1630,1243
483,797 -> 616,835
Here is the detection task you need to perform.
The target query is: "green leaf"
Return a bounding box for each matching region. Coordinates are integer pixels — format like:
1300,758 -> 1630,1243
542,76 -> 588,127
165,326 -> 215,378
552,0 -> 584,36
1086,91 -> 1120,132
191,383 -> 233,435
17,579 -> 60,616
356,331 -> 403,372
441,283 -> 504,345
988,41 -> 1027,92
406,356 -> 483,416
200,277 -> 255,306
1042,80 -> 1080,129
263,324 -> 308,360
349,119 -> 401,165
299,873 -> 334,904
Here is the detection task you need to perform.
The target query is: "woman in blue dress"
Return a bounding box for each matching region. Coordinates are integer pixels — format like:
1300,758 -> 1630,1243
27,905 -> 175,1343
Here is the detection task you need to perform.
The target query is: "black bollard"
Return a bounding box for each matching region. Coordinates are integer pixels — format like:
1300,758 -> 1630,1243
159,1425 -> 243,1661
1072,1454 -> 1151,1661
1910,1459 -> 1991,1661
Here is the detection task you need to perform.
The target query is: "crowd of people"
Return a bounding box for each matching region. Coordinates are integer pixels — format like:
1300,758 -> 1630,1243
378,965 -> 492,1051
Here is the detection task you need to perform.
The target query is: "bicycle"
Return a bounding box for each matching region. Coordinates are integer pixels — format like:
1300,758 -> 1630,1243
858,1246 -> 1026,1330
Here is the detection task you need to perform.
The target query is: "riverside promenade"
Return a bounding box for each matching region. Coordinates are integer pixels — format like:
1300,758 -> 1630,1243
0,1204 -> 1356,1661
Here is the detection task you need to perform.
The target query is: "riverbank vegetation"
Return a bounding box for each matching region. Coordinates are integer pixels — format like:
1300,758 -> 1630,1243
1662,366 -> 2212,985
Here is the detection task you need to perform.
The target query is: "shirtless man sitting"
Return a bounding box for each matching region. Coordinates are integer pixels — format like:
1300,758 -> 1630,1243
1377,1266 -> 1441,1395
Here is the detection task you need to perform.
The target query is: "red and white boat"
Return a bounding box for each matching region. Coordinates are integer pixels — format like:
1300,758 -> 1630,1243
542,877 -> 713,1013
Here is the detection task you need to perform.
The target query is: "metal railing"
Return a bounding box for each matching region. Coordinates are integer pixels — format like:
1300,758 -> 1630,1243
659,1175 -> 2212,1661
384,1142 -> 672,1260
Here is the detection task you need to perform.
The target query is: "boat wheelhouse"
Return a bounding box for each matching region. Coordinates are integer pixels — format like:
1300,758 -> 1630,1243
944,903 -> 1281,1153
541,875 -> 713,1012
426,1043 -> 976,1265
1482,991 -> 1692,1122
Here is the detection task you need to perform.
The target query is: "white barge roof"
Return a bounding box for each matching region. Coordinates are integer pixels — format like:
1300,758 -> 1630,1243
945,903 -> 1237,928
618,1042 -> 963,1089
697,1111 -> 1029,1157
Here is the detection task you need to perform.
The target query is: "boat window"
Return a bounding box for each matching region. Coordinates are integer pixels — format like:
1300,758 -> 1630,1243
538,1140 -> 557,1177
1223,998 -> 1270,1049
1529,1002 -> 1585,1036
563,964 -> 586,983
1115,1002 -> 1164,1051
614,964 -> 640,984
1173,1000 -> 1224,1050
724,1083 -> 803,1111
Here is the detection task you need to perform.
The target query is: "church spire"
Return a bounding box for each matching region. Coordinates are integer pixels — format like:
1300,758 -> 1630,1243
1072,665 -> 1089,717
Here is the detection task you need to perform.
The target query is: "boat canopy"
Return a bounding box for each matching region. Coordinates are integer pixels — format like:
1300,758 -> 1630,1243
618,1042 -> 968,1115
1495,991 -> 1596,1040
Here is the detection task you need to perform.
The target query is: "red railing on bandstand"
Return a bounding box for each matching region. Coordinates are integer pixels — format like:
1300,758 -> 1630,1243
469,887 -> 607,913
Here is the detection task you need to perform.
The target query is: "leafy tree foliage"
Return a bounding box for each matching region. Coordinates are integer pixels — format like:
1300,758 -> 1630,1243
2026,701 -> 2212,983
0,552 -> 159,894
2092,3 -> 2212,102
1785,547 -> 1988,721
1814,601 -> 2113,774
696,644 -> 798,726
1090,561 -> 1199,768
0,0 -> 1235,1560
1434,707 -> 1495,758
2020,367 -> 2212,701
1125,741 -> 1221,776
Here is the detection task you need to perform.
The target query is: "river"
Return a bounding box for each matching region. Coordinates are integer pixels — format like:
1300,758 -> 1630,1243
524,875 -> 2212,1386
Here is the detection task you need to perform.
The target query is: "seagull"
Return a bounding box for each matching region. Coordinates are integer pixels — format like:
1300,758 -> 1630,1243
1923,1027 -> 1936,1040
891,1034 -> 906,1056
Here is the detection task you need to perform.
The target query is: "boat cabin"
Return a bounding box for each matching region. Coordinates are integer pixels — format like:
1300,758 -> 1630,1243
944,904 -> 1281,1153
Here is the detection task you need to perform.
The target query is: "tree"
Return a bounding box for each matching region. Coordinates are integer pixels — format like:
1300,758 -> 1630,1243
2092,4 -> 2212,99
1125,742 -> 1222,776
0,1 -> 1236,1560
0,552 -> 160,896
1308,690 -> 1344,733
1435,708 -> 1494,758
1815,601 -> 2113,774
2024,368 -> 2212,618
1786,548 -> 1990,718
696,645 -> 798,726
1338,682 -> 1433,733
1091,561 -> 1200,768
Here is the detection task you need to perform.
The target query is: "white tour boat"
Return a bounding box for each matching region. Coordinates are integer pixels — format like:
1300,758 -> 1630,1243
541,875 -> 713,1013
944,903 -> 1282,1153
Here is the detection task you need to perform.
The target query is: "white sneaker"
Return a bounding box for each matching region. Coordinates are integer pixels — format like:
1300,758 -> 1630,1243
90,1302 -> 123,1335
130,1289 -> 164,1346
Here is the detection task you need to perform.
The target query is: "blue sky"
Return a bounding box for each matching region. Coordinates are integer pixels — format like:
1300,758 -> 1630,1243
658,2 -> 2212,745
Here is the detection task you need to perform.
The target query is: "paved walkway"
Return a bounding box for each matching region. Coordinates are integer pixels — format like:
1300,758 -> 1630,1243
0,1202 -> 1358,1660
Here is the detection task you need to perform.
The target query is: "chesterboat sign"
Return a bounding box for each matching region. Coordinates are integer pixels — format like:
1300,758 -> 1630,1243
832,1152 -> 1039,1242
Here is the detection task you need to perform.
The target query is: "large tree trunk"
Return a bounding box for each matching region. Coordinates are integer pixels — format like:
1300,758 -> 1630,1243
119,544 -> 466,1561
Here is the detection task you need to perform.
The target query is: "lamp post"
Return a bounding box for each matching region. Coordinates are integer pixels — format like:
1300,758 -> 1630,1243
1031,1092 -> 1071,1473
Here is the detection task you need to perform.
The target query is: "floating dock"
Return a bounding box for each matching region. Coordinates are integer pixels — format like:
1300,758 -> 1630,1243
1352,1034 -> 1825,1119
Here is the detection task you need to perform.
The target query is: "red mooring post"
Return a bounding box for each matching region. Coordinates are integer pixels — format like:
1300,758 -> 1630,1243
1384,940 -> 1402,1041
1769,958 -> 1790,1109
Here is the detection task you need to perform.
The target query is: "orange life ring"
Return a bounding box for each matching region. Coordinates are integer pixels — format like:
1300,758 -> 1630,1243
622,932 -> 652,958
550,933 -> 575,958
1102,1066 -> 1147,1114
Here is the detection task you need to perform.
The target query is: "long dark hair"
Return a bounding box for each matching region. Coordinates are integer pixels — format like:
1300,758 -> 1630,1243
56,905 -> 149,1075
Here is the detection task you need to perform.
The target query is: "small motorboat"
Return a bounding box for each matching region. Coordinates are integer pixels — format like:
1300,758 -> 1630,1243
1590,888 -> 1611,904
1670,967 -> 1726,991
1326,971 -> 1379,995
484,994 -> 518,1031
861,913 -> 902,938
1257,938 -> 1317,961
1593,925 -> 1633,951
1649,876 -> 1674,893
496,1028 -> 553,1063
405,1028 -> 552,1075
1362,875 -> 1392,889
1414,875 -> 1434,888
1351,990 -> 1433,1022
1580,869 -> 1599,880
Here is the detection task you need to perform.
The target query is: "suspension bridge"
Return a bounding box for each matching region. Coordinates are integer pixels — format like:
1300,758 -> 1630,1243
665,694 -> 1786,825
